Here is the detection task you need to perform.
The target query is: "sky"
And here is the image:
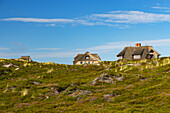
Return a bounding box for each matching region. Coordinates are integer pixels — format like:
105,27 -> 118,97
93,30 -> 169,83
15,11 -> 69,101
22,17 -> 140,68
0,0 -> 170,64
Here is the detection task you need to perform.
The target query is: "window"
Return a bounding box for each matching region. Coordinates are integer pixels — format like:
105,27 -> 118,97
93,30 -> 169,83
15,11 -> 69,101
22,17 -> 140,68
134,55 -> 141,59
81,61 -> 83,64
85,56 -> 90,59
92,61 -> 94,64
88,61 -> 90,64
150,49 -> 154,53
148,55 -> 151,59
85,61 -> 86,64
118,56 -> 123,60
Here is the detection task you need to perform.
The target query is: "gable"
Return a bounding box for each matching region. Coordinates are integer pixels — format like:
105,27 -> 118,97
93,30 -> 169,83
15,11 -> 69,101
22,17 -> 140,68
73,52 -> 101,64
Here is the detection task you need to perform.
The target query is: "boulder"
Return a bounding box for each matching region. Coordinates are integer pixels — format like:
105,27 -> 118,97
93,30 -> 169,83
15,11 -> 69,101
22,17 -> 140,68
2,63 -> 13,68
32,81 -> 40,85
116,77 -> 124,81
90,73 -> 114,85
103,93 -> 113,102
70,89 -> 92,97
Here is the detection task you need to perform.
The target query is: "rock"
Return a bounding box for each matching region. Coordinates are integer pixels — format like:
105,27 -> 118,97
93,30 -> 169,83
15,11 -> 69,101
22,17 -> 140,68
45,95 -> 49,99
100,73 -> 107,78
51,87 -> 61,94
49,91 -> 60,96
80,90 -> 92,96
2,63 -> 13,68
32,81 -> 40,85
89,97 -> 96,102
90,73 -> 114,85
8,86 -> 16,89
15,68 -> 19,70
154,61 -> 158,64
70,83 -> 78,87
77,97 -> 82,100
54,91 -> 60,94
51,86 -> 57,90
69,69 -> 78,72
71,89 -> 92,97
105,68 -> 110,70
125,63 -> 141,66
114,75 -> 121,78
2,63 -> 18,68
103,93 -> 113,102
89,81 -> 97,85
116,77 -> 124,81
139,78 -> 148,81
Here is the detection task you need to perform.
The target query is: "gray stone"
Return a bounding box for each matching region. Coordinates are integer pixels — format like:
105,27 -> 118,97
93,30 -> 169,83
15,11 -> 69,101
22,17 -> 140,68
54,91 -> 60,94
71,89 -> 92,97
77,97 -> 82,100
116,77 -> 124,81
139,78 -> 148,81
2,63 -> 13,68
32,81 -> 40,85
70,83 -> 78,87
90,73 -> 114,85
103,93 -> 113,102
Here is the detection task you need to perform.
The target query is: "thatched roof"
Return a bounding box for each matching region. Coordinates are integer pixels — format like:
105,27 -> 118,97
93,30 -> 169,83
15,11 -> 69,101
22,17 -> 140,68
117,46 -> 160,60
20,56 -> 32,61
73,52 -> 101,64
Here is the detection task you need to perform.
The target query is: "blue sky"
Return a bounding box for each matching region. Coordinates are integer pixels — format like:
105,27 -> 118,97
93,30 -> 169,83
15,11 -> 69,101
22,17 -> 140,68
0,0 -> 170,64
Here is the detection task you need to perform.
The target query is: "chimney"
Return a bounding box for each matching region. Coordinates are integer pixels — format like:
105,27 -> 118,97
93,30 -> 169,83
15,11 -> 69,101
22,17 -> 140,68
138,43 -> 141,47
135,43 -> 141,47
135,43 -> 138,47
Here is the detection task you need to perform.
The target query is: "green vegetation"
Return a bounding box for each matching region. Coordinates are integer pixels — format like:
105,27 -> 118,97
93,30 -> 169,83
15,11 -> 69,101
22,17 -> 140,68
0,57 -> 170,112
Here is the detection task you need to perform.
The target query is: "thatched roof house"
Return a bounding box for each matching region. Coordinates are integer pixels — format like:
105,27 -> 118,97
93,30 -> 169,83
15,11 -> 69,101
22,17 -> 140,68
73,52 -> 101,65
20,56 -> 32,62
117,43 -> 161,60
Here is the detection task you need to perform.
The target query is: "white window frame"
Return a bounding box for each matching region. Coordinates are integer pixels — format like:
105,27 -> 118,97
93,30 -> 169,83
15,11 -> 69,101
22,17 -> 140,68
118,56 -> 123,60
134,55 -> 141,59
85,56 -> 90,59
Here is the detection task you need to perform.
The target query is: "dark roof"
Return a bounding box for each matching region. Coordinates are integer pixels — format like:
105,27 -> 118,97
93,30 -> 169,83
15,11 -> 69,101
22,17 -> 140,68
117,46 -> 160,60
21,56 -> 31,58
132,48 -> 144,55
20,56 -> 32,61
73,52 -> 101,64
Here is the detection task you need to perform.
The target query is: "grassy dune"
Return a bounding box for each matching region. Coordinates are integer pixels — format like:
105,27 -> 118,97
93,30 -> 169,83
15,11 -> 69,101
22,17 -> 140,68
0,57 -> 170,112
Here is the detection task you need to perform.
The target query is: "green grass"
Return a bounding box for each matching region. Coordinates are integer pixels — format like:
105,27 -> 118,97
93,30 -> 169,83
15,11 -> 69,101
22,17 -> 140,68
0,57 -> 170,112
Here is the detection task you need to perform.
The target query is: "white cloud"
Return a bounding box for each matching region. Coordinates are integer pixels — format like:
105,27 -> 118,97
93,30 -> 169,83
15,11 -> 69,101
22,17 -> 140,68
31,52 -> 77,58
11,42 -> 22,46
152,6 -> 170,10
0,17 -> 95,26
156,3 -> 160,6
0,48 -> 9,50
10,42 -> 28,52
46,24 -> 56,27
32,48 -> 62,51
1,18 -> 75,23
2,11 -> 170,27
89,11 -> 170,24
0,51 -> 77,58
85,39 -> 170,51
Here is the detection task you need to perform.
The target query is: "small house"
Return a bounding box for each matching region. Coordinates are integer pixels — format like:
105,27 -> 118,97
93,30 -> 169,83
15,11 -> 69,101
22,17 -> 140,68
117,43 -> 161,60
20,56 -> 32,62
73,52 -> 101,65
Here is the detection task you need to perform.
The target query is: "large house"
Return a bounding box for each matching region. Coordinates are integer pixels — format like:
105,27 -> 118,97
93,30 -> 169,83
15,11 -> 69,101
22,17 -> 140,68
117,43 -> 161,60
73,52 -> 101,65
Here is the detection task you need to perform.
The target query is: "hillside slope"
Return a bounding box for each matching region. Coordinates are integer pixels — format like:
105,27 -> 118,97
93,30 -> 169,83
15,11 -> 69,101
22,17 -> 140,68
0,58 -> 170,112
